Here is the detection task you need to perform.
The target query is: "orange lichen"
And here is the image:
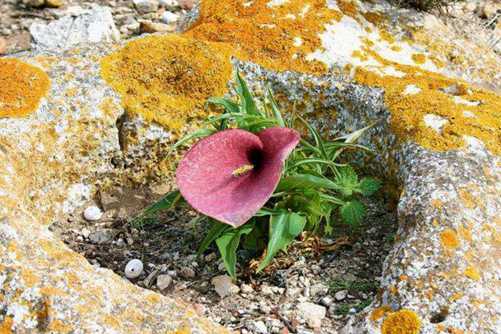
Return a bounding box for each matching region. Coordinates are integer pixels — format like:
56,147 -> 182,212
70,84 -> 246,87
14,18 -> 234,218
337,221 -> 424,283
354,64 -> 501,155
0,316 -> 13,334
337,0 -> 358,18
458,189 -> 477,209
371,305 -> 393,322
362,11 -> 385,26
0,58 -> 50,118
184,0 -> 343,74
411,53 -> 426,64
464,266 -> 481,281
101,34 -> 234,132
381,309 -> 421,334
440,229 -> 460,250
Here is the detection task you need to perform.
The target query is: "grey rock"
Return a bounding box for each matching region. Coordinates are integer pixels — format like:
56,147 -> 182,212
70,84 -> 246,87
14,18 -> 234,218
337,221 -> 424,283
334,290 -> 348,301
211,275 -> 239,298
88,229 -> 114,244
250,320 -> 268,334
297,302 -> 326,329
30,6 -> 120,52
132,0 -> 159,13
156,274 -> 173,290
179,267 -> 196,278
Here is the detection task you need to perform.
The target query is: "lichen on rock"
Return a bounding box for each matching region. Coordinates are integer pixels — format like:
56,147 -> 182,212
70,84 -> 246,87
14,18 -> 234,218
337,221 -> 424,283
101,34 -> 234,132
381,309 -> 421,334
0,58 -> 50,118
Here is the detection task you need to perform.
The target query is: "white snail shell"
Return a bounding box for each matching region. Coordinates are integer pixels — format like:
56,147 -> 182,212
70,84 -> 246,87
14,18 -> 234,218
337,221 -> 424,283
83,206 -> 103,221
125,259 -> 143,279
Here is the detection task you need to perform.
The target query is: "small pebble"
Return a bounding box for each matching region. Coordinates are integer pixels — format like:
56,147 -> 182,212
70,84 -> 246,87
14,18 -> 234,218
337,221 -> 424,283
83,205 -> 103,221
156,274 -> 173,290
125,259 -> 143,279
334,290 -> 348,301
161,11 -> 179,24
180,267 -> 195,278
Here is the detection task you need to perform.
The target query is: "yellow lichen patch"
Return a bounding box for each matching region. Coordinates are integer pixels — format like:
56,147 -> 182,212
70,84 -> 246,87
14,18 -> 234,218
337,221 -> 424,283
184,0 -> 343,74
411,53 -> 426,65
0,58 -> 50,118
381,309 -> 421,334
0,316 -> 13,334
440,229 -> 460,250
354,64 -> 501,155
371,305 -> 392,322
457,189 -> 477,209
101,34 -> 233,132
362,11 -> 385,26
464,266 -> 481,281
47,320 -> 73,333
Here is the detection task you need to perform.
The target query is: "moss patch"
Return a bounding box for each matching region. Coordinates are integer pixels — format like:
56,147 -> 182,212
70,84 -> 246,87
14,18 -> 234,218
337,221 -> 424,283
0,59 -> 50,118
101,34 -> 234,132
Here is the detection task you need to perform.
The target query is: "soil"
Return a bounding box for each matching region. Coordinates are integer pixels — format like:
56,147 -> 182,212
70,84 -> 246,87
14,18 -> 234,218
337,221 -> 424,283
50,184 -> 398,334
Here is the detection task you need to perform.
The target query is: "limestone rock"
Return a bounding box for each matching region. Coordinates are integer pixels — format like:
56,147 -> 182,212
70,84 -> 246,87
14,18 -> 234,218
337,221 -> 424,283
297,302 -> 326,329
30,6 -> 120,52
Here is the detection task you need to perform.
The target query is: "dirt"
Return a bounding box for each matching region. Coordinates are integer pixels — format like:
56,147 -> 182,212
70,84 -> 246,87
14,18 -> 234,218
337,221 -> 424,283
50,184 -> 398,334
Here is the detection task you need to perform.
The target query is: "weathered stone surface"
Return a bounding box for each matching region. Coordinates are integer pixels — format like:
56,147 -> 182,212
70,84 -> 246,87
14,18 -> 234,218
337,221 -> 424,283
30,6 -> 120,52
1,1 -> 500,333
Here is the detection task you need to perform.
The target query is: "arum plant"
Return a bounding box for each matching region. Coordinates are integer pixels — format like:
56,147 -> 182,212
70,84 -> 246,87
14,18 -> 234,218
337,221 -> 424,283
132,72 -> 381,279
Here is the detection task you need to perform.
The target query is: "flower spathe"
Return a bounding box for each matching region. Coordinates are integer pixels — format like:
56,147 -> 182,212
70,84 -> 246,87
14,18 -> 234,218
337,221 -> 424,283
176,127 -> 300,227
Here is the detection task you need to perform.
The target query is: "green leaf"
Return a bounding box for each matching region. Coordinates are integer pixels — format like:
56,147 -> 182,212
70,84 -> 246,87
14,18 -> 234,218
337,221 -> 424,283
335,166 -> 359,197
235,71 -> 259,116
197,220 -> 230,256
130,190 -> 182,227
173,128 -> 214,149
266,86 -> 285,127
216,223 -> 254,279
358,177 -> 381,196
256,212 -> 306,272
207,97 -> 240,114
277,174 -> 340,192
340,200 -> 366,226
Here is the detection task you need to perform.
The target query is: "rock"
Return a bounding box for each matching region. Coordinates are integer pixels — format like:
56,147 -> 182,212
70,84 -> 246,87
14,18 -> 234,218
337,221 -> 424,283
179,267 -> 196,278
178,0 -> 194,10
2,31 -> 31,54
125,259 -> 144,279
240,283 -> 254,294
260,284 -> 274,296
45,0 -> 64,8
88,229 -> 114,244
480,0 -> 500,18
161,11 -> 179,24
156,274 -> 173,290
133,0 -> 159,13
211,275 -> 240,298
22,0 -> 45,7
310,283 -> 329,297
30,6 -> 120,52
297,302 -> 326,329
319,296 -> 334,307
140,20 -> 175,33
159,0 -> 179,9
334,290 -> 348,301
83,205 -> 103,221
250,320 -> 268,334
0,37 -> 6,54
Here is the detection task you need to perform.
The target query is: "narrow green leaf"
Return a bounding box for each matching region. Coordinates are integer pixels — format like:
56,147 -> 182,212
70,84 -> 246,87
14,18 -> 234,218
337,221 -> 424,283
266,86 -> 285,127
340,200 -> 366,226
173,128 -> 214,149
130,190 -> 182,227
207,97 -> 240,114
256,212 -> 306,272
216,224 -> 254,279
235,71 -> 259,115
197,220 -> 230,256
358,177 -> 382,196
277,174 -> 340,192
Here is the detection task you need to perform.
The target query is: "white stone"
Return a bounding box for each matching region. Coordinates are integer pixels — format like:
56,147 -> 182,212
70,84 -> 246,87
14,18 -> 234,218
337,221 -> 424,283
453,96 -> 480,106
133,0 -> 159,13
125,259 -> 143,279
161,11 -> 179,24
423,114 -> 448,133
30,6 -> 120,52
156,274 -> 173,290
334,289 -> 348,301
211,275 -> 240,298
241,283 -> 254,294
297,302 -> 326,329
83,205 -> 103,221
251,320 -> 268,334
403,84 -> 422,96
159,0 -> 179,8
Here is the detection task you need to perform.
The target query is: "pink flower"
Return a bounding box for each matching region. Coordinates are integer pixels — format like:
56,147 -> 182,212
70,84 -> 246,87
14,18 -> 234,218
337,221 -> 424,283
176,127 -> 300,227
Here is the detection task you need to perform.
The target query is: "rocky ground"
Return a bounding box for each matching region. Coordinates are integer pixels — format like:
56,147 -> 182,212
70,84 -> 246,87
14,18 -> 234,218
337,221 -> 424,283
50,185 -> 397,334
1,0 -> 500,56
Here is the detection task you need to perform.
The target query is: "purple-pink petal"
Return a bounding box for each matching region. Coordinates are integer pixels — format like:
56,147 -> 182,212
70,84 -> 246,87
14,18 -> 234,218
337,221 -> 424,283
176,127 -> 300,227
